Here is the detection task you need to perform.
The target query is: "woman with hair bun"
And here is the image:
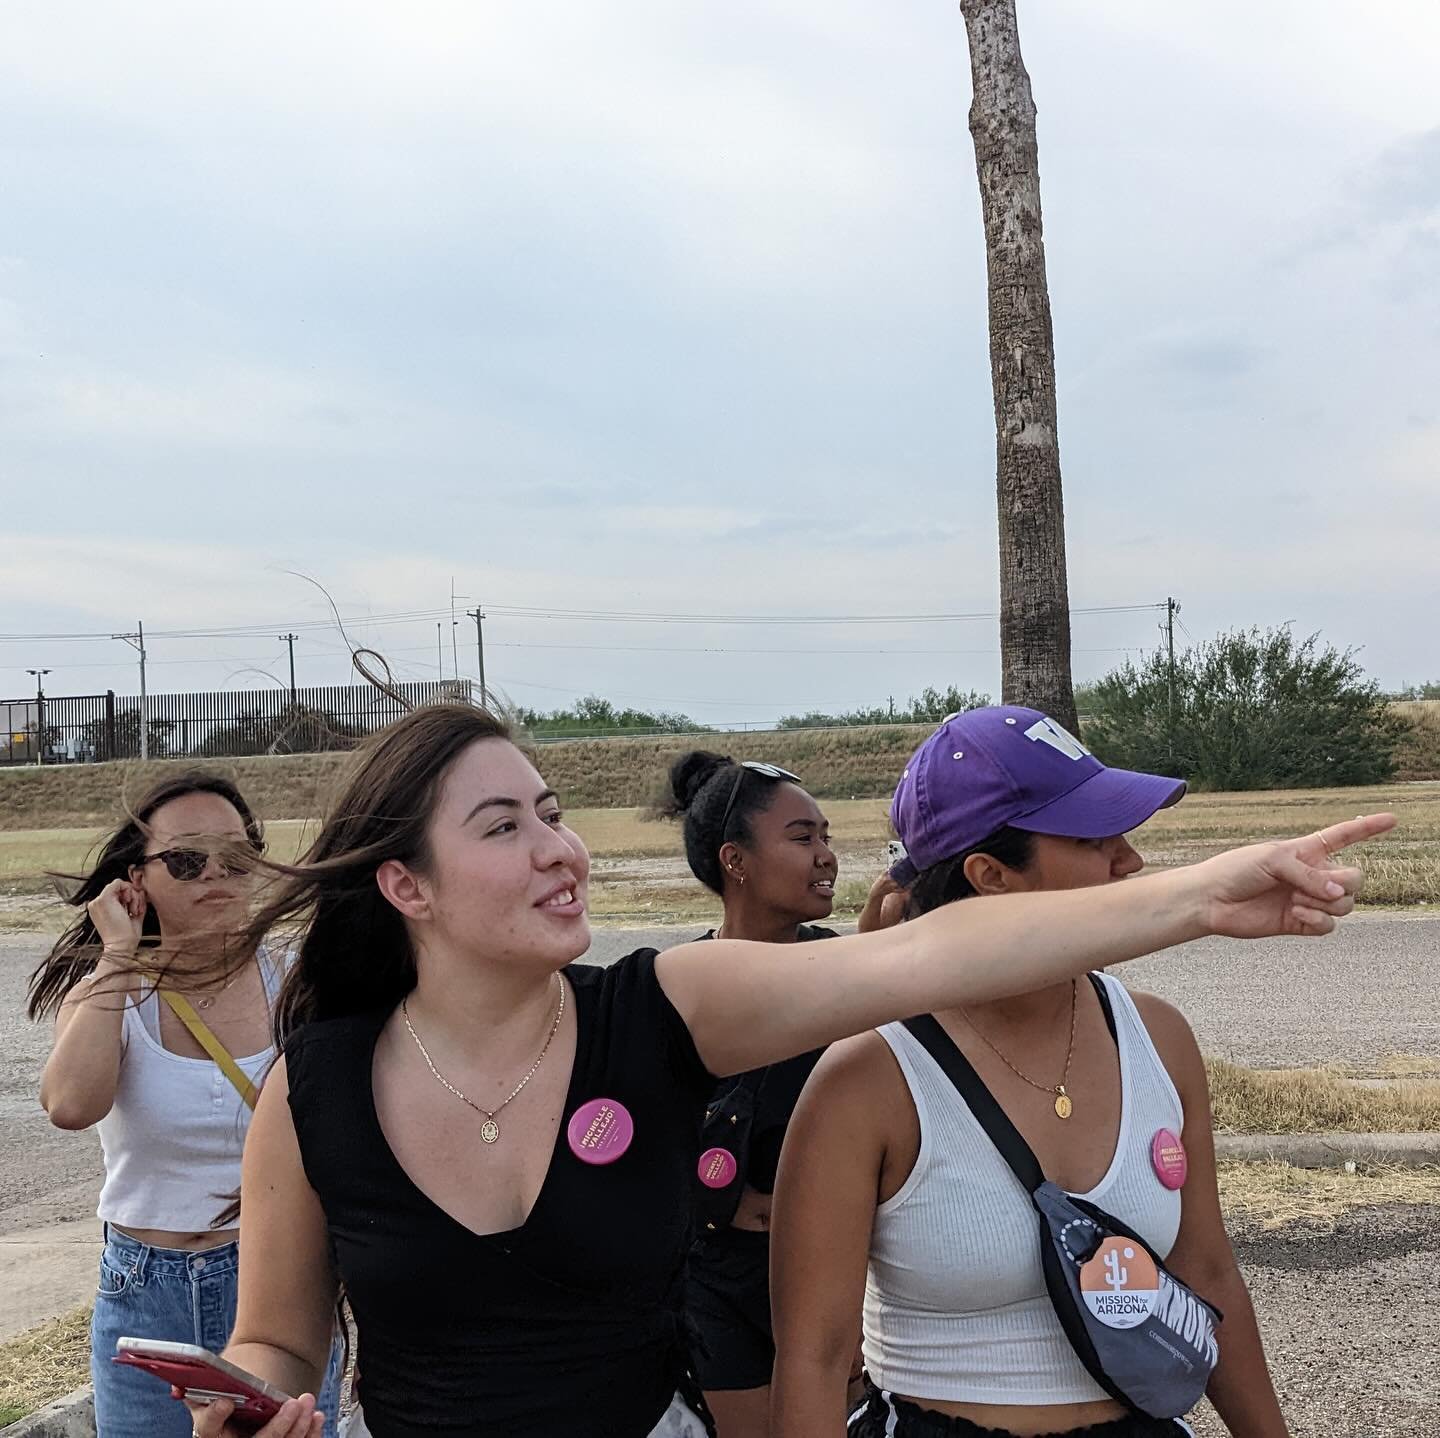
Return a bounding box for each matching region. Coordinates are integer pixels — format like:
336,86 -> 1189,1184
661,752 -> 841,1437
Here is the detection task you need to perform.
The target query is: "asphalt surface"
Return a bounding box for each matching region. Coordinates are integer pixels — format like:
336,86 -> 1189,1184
4,917 -> 1439,1229
4,921 -> 1438,1433
582,915 -> 1440,1068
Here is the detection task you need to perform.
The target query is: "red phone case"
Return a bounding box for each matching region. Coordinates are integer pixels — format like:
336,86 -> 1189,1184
111,1351 -> 283,1429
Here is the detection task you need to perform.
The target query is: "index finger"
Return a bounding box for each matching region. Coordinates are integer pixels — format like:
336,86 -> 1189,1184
1317,812 -> 1396,855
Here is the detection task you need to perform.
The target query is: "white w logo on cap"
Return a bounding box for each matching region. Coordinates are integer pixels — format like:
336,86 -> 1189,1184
1023,717 -> 1091,762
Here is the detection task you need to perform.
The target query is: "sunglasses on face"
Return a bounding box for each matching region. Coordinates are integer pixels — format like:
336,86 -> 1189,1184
719,761 -> 802,841
139,842 -> 264,882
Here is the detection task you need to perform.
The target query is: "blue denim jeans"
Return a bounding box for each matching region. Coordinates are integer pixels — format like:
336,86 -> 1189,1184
91,1226 -> 341,1437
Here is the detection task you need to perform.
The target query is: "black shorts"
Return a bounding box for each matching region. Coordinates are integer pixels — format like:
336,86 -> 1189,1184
685,1228 -> 773,1391
848,1384 -> 1195,1437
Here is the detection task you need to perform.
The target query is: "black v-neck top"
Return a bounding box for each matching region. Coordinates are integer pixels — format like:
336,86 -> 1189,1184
285,950 -> 715,1437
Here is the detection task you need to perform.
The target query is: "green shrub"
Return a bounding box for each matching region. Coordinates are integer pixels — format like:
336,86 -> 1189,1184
1084,628 -> 1406,790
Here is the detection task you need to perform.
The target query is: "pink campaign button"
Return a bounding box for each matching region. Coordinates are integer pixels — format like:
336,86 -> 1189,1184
697,1148 -> 738,1189
1151,1129 -> 1188,1190
567,1098 -> 634,1165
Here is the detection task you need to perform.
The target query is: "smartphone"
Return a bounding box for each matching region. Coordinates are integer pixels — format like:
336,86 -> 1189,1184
885,841 -> 907,867
112,1338 -> 292,1429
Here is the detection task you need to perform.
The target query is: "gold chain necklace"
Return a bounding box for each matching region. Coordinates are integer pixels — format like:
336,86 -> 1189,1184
402,975 -> 565,1145
960,978 -> 1079,1120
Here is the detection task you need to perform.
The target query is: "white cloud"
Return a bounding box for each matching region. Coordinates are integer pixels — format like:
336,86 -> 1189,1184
1,2 -> 1436,711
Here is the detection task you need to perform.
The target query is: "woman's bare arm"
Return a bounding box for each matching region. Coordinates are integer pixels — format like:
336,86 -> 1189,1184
1137,995 -> 1289,1438
39,959 -> 137,1129
770,1039 -> 888,1438
660,819 -> 1387,1076
197,1058 -> 337,1426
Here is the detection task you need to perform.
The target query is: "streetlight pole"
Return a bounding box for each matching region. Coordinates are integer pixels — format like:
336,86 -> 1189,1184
26,669 -> 50,765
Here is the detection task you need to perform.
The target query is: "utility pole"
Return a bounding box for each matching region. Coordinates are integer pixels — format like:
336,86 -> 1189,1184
278,633 -> 298,704
26,669 -> 50,765
112,622 -> 149,760
1165,596 -> 1179,766
436,622 -> 444,679
466,607 -> 488,710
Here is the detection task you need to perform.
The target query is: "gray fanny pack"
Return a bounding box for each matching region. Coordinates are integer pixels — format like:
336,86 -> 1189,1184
903,979 -> 1220,1420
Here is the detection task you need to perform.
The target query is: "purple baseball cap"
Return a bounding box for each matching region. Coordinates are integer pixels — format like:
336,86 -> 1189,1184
888,705 -> 1185,884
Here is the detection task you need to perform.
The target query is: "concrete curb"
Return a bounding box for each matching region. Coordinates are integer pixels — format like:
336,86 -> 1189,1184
1215,1131 -> 1440,1167
0,1388 -> 92,1438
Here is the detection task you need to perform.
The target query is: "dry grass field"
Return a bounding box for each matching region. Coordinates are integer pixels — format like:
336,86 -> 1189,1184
3,700 -> 1436,830
4,781 -> 1437,932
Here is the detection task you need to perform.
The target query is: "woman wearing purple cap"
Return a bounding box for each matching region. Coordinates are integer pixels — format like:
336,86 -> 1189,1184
770,707 -> 1294,1438
180,704 -> 1385,1438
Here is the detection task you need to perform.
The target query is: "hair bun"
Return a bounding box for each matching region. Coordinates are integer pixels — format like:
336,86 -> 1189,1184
665,751 -> 733,815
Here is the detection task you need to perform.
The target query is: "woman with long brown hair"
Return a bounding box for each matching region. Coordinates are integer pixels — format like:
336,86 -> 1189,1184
27,773 -> 339,1437
179,703 -> 1386,1438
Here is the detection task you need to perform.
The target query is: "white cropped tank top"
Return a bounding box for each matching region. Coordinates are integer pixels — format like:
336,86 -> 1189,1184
96,953 -> 283,1233
863,973 -> 1185,1407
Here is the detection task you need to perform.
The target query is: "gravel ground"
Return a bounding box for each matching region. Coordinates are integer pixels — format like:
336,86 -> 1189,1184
1189,1205 -> 1440,1436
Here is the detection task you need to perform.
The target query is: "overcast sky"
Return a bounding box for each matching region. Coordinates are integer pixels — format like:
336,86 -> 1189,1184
3,1 -> 1437,724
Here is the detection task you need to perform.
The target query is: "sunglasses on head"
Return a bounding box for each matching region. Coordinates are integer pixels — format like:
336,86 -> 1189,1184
719,761 -> 802,841
139,842 -> 264,882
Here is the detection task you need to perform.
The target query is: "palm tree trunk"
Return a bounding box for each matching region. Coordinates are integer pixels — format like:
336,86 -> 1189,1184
960,0 -> 1078,731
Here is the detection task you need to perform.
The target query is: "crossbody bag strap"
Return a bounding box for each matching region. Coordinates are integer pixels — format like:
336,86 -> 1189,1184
901,1013 -> 1045,1192
902,974 -> 1120,1193
158,990 -> 260,1111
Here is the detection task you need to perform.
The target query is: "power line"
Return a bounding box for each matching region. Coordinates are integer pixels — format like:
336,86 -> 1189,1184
0,600 -> 1167,644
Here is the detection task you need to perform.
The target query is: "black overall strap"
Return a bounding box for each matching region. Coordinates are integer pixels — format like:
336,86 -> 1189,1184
902,972 -> 1120,1194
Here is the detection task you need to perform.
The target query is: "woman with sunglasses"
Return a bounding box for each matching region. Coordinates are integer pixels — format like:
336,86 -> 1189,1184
770,709 -> 1293,1438
661,753 -> 842,1438
177,703 -> 1385,1438
27,772 -> 338,1438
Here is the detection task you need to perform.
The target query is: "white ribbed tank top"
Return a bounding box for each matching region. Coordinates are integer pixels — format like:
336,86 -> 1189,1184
96,952 -> 284,1232
863,972 -> 1185,1407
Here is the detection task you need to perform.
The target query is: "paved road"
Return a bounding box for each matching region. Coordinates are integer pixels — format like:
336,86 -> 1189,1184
583,916 -> 1440,1068
4,917 -> 1437,1230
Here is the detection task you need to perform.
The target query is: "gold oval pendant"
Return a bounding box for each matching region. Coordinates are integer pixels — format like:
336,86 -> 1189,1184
480,1118 -> 500,1144
1054,1092 -> 1073,1120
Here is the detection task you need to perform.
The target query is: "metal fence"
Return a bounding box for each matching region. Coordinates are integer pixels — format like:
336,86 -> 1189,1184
0,681 -> 474,765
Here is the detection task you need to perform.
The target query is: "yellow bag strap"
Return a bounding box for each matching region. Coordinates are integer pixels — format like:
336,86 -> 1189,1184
158,989 -> 260,1111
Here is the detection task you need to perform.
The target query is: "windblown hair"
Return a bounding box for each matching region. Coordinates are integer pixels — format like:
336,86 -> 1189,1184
27,773 -> 264,1021
658,751 -> 799,895
251,703 -> 514,1044
904,825 -> 1037,918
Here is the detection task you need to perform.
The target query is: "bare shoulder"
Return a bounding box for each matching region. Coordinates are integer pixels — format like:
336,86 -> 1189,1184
798,1030 -> 910,1132
810,1029 -> 906,1092
1119,984 -> 1208,1097
1122,986 -> 1194,1044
